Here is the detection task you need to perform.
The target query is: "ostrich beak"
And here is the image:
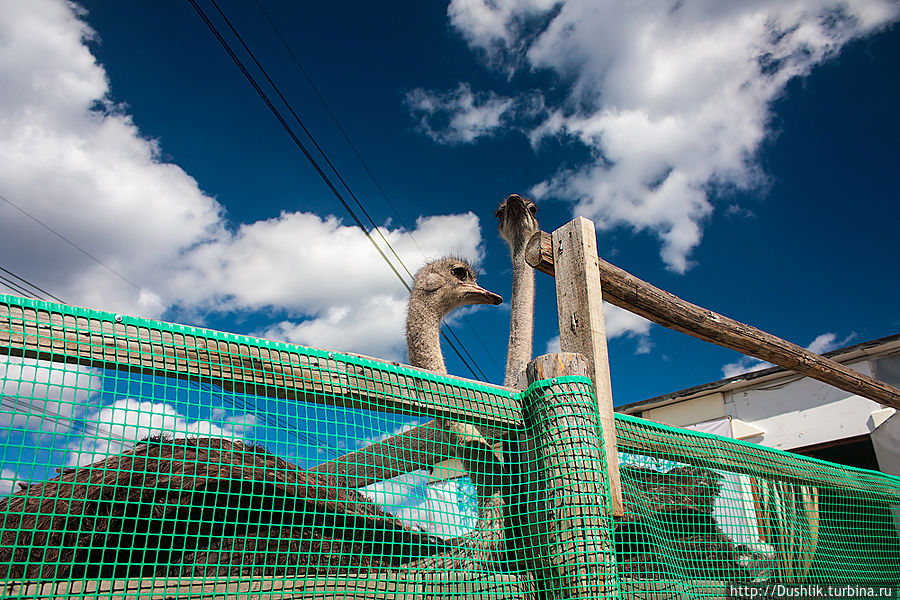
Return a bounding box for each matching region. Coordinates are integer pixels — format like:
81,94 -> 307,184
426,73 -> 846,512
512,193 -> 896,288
462,282 -> 503,306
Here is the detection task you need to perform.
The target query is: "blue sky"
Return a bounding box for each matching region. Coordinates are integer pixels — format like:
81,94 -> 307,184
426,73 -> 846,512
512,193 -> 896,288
1,0 -> 898,414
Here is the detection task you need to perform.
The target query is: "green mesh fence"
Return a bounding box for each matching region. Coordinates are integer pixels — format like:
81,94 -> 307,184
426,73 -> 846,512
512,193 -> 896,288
0,294 -> 898,599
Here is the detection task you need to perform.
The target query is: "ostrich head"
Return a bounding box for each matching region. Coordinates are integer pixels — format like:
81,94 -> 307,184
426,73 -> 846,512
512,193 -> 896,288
405,257 -> 501,375
408,258 -> 502,323
496,194 -> 539,251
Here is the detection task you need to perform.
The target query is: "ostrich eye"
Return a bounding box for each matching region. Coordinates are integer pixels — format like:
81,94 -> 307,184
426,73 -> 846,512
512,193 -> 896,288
451,266 -> 468,280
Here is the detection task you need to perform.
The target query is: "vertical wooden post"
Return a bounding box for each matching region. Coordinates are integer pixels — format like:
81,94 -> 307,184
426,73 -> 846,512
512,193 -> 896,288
551,217 -> 623,517
524,353 -> 617,599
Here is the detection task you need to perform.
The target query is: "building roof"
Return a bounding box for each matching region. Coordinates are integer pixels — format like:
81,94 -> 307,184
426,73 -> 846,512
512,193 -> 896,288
616,333 -> 900,416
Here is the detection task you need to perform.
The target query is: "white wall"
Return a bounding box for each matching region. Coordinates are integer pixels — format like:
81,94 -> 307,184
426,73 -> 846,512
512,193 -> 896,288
721,358 -> 889,450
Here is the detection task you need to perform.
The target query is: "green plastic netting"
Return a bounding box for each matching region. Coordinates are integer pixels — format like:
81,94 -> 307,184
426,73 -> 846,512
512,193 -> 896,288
0,294 -> 898,599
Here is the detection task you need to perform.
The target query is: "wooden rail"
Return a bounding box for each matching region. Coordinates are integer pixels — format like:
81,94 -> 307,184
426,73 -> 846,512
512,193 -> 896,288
0,303 -> 521,430
0,577 -> 725,599
614,415 -> 900,502
549,218 -> 623,516
526,230 -> 900,410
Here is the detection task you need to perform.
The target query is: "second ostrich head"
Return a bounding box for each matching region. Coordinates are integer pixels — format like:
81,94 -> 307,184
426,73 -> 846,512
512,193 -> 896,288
496,194 -> 540,387
496,194 -> 539,252
405,257 -> 502,374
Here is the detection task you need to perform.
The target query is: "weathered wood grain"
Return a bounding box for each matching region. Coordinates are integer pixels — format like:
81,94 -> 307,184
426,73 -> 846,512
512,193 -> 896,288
0,302 -> 521,431
0,572 -> 527,600
526,230 -> 900,410
615,414 -> 900,502
550,218 -> 624,517
310,420 -> 453,488
0,576 -> 722,599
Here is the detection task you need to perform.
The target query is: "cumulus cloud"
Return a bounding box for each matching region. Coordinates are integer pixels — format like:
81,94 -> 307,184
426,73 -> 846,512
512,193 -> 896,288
0,1 -> 485,362
722,355 -> 772,379
183,211 -> 484,361
360,469 -> 434,530
65,397 -> 256,467
806,332 -> 856,354
0,468 -> 24,496
406,83 -> 515,144
0,0 -> 225,316
424,0 -> 900,271
406,83 -> 545,145
721,331 -> 856,378
544,301 -> 653,355
0,357 -> 102,434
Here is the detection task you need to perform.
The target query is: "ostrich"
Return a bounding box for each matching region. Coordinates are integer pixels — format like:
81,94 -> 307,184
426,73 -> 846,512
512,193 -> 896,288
495,194 -> 555,592
405,257 -> 502,373
496,193 -> 540,388
404,257 -> 510,567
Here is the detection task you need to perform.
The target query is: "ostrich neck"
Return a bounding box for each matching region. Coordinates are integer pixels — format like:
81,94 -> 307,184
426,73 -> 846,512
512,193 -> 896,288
504,242 -> 535,387
406,297 -> 447,373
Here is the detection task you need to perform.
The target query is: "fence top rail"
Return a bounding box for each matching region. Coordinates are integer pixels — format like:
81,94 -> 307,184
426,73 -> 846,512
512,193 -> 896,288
3,293 -> 899,503
0,294 -> 521,430
616,412 -> 900,503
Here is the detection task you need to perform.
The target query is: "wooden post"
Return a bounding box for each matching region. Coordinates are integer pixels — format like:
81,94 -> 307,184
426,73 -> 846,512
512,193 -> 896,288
524,353 -> 617,599
550,217 -> 624,517
526,230 -> 900,411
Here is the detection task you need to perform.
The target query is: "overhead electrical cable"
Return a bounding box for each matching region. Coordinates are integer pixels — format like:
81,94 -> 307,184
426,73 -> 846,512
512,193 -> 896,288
253,0 -> 503,379
0,265 -> 66,303
189,0 -> 490,381
0,193 -> 166,309
252,0 -> 426,258
0,276 -> 35,299
207,0 -> 416,286
0,200 -> 344,453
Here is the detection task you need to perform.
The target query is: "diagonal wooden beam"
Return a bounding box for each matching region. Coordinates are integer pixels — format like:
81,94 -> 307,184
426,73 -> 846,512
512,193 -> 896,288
0,301 -> 521,430
309,421 -> 452,488
310,420 -> 510,489
526,230 -> 900,410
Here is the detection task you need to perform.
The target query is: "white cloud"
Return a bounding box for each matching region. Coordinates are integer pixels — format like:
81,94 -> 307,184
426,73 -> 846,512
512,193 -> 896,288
721,331 -> 857,378
0,468 -> 23,495
224,212 -> 484,361
65,397 -> 256,467
0,1 -> 487,363
722,356 -> 772,379
430,0 -> 900,272
544,335 -> 560,355
806,331 -> 856,354
360,469 -> 431,523
604,302 -> 653,352
0,0 -> 225,316
543,300 -> 653,356
406,83 -> 516,144
0,356 -> 102,434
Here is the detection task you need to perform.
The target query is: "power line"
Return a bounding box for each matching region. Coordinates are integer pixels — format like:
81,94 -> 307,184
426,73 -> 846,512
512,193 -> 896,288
0,265 -> 66,303
252,0 -> 426,258
192,379 -> 344,460
206,0 -> 416,286
189,0 -> 491,381
0,193 -> 166,309
254,0 -> 504,380
207,0 -> 493,381
0,276 -> 34,299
